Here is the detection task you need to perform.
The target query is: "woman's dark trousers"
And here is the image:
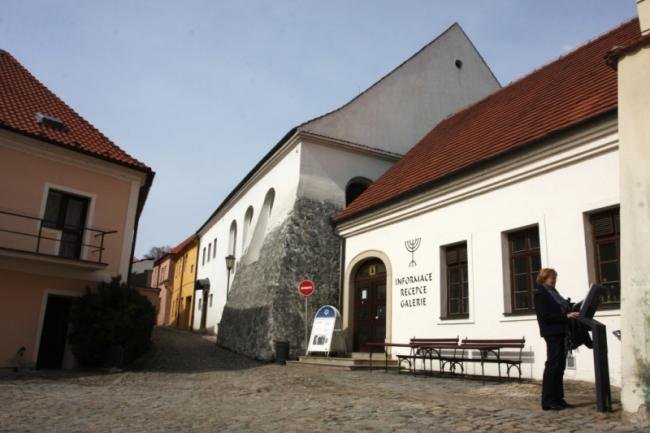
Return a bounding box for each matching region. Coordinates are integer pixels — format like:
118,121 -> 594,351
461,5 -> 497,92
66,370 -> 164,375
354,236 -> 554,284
542,335 -> 566,407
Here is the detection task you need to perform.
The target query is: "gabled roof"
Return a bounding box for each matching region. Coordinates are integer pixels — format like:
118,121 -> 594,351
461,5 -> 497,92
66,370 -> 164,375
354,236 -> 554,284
197,23 -> 499,233
0,50 -> 152,174
335,19 -> 641,223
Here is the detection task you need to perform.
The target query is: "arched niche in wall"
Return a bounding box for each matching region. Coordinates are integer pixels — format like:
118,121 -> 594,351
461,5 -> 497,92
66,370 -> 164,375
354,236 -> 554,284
243,206 -> 254,250
228,220 -> 237,258
346,177 -> 372,206
244,188 -> 275,264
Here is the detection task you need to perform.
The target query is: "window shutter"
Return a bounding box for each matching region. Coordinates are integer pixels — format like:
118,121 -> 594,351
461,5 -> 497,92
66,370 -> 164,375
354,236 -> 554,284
591,212 -> 614,237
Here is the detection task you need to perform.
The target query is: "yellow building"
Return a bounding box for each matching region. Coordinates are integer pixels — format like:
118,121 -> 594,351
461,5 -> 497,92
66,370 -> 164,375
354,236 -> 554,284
168,235 -> 198,330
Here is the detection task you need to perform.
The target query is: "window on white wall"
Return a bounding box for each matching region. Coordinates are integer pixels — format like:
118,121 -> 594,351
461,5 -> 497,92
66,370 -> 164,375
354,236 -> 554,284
245,188 -> 275,264
503,226 -> 541,315
213,238 -> 217,259
440,242 -> 469,320
207,242 -> 212,262
345,177 -> 372,206
202,247 -> 206,266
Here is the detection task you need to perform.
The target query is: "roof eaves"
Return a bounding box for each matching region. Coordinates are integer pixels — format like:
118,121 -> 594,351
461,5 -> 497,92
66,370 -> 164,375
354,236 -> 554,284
334,109 -> 618,225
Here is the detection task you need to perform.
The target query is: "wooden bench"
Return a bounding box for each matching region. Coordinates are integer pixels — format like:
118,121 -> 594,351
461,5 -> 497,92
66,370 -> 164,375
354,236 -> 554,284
396,338 -> 460,375
456,338 -> 526,380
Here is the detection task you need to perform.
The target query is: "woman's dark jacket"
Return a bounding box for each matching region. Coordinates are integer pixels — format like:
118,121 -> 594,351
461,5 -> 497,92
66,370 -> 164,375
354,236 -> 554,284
533,284 -> 568,337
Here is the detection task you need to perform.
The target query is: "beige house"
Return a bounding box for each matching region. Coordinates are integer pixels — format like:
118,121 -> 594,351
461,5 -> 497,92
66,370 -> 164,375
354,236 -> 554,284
0,50 -> 153,369
151,253 -> 174,326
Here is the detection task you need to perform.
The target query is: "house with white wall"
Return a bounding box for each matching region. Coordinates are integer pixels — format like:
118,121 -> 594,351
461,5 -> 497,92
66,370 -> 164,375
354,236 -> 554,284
192,23 -> 501,359
334,19 -> 642,385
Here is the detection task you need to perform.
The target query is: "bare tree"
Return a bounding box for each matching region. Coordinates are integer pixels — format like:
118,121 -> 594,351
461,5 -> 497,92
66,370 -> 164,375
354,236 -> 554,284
143,245 -> 171,260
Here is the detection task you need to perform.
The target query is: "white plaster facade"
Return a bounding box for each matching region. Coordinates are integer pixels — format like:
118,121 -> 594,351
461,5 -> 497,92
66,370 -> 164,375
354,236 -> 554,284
192,23 -> 500,334
337,117 -> 624,384
618,0 -> 650,421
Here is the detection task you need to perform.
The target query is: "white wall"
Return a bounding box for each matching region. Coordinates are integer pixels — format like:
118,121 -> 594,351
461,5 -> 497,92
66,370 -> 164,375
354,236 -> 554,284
298,139 -> 396,204
301,23 -> 500,155
194,141 -> 302,332
195,135 -> 402,333
340,123 -> 622,384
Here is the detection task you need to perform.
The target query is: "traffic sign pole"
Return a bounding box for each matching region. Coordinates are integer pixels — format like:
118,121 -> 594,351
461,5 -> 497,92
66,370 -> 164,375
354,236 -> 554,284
304,296 -> 308,351
298,279 -> 315,353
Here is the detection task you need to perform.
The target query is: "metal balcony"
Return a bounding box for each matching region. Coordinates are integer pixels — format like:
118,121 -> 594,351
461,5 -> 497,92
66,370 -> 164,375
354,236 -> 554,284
0,208 -> 116,266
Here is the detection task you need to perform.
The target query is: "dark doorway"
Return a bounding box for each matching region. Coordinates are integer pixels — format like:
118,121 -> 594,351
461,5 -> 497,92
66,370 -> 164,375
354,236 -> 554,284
353,259 -> 387,352
36,295 -> 72,369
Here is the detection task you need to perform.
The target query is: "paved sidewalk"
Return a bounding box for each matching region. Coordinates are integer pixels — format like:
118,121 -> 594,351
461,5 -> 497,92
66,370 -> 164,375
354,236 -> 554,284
0,327 -> 647,433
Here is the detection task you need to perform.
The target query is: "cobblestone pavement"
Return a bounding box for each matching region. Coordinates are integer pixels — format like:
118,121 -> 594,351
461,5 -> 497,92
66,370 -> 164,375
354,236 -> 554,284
0,327 -> 648,433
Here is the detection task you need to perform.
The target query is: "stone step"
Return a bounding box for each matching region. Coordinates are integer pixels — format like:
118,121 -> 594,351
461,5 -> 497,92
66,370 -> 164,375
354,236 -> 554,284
288,355 -> 398,370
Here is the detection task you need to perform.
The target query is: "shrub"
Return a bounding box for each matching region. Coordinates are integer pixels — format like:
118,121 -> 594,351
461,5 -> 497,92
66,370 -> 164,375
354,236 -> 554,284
68,277 -> 156,368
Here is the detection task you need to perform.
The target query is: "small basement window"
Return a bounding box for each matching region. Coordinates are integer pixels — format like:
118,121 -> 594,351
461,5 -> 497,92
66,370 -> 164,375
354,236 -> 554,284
35,112 -> 66,131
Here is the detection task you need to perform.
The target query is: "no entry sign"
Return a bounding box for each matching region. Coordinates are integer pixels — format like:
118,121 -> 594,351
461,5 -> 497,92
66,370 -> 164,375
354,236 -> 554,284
298,279 -> 315,297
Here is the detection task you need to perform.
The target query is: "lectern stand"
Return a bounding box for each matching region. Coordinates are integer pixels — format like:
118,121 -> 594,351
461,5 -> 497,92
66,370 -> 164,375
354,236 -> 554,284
578,284 -> 612,412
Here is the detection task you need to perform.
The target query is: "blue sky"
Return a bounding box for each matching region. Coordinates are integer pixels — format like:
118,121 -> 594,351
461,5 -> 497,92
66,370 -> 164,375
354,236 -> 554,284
1,1 -> 636,256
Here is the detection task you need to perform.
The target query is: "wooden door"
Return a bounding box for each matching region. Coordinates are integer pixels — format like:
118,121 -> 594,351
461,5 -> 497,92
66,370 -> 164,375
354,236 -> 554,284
353,259 -> 387,352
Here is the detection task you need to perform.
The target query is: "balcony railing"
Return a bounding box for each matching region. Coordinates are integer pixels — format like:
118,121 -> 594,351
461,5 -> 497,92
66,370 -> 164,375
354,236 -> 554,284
0,209 -> 116,264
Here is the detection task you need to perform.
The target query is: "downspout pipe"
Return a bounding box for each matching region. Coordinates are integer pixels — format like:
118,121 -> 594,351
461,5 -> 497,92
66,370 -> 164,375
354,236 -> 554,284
127,171 -> 154,287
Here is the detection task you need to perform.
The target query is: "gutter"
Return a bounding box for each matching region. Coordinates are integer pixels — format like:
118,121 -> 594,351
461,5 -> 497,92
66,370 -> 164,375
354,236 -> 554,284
126,170 -> 155,287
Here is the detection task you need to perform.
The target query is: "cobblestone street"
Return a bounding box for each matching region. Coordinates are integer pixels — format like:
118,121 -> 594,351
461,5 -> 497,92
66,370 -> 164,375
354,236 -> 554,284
0,327 -> 647,433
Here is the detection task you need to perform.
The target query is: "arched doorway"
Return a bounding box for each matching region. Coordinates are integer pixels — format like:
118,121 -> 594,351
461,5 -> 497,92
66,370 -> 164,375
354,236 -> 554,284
353,259 -> 387,352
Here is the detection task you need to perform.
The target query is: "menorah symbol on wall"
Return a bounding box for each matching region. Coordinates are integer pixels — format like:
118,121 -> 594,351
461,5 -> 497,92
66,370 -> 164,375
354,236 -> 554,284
405,238 -> 421,267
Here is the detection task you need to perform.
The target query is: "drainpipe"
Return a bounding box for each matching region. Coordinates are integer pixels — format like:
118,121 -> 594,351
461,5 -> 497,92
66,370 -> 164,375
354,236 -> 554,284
126,171 -> 154,287
338,234 -> 346,311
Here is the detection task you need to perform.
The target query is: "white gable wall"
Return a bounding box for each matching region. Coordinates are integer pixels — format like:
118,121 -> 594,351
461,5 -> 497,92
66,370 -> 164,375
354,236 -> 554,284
301,24 -> 500,154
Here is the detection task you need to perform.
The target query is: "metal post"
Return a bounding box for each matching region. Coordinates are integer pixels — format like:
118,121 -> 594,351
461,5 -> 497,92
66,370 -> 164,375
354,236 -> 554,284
580,317 -> 612,412
35,222 -> 43,254
304,296 -> 309,353
98,232 -> 105,263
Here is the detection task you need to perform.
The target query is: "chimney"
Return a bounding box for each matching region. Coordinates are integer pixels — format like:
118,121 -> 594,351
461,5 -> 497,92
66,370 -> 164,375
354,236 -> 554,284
639,0 -> 650,34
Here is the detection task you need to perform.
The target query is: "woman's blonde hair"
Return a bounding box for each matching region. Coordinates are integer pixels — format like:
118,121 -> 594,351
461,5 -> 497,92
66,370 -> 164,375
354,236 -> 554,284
536,268 -> 557,285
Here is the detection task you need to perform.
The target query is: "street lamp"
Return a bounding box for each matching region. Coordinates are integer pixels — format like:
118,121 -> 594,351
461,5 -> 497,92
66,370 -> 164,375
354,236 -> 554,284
225,254 -> 235,296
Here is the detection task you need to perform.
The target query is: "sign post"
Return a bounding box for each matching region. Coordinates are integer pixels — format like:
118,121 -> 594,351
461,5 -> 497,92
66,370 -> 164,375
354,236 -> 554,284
298,279 -> 315,351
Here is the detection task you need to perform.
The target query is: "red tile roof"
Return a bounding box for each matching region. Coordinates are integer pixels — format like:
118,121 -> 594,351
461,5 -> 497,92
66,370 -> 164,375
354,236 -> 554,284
0,50 -> 152,173
170,234 -> 197,255
336,19 -> 640,223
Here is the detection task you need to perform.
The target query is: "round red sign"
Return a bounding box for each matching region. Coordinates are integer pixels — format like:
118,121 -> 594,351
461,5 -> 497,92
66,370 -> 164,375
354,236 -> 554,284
298,279 -> 315,297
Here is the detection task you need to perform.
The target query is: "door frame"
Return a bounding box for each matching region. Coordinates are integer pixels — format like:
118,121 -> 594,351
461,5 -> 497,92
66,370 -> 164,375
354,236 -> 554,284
343,250 -> 393,354
33,289 -> 80,367
352,262 -> 387,352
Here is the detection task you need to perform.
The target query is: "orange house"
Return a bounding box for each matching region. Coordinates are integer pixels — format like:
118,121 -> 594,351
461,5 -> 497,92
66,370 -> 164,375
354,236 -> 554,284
0,50 -> 154,369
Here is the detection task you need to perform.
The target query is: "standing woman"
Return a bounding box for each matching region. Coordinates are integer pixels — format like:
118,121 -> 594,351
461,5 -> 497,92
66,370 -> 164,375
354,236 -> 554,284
533,268 -> 580,411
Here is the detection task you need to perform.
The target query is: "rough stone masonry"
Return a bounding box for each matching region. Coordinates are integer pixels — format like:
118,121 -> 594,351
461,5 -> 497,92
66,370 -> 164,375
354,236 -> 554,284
217,198 -> 342,360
